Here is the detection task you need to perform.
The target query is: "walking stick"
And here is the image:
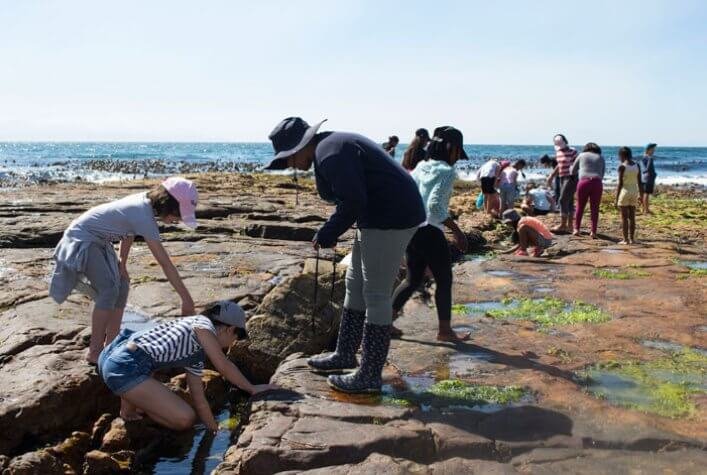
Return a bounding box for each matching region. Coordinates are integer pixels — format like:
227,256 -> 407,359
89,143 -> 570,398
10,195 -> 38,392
312,247 -> 319,332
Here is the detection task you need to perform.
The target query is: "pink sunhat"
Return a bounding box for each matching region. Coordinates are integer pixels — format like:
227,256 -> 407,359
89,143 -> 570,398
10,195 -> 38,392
162,177 -> 198,229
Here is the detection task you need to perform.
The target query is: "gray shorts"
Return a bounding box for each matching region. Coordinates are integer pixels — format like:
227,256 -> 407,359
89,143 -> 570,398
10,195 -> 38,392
344,227 -> 417,325
81,244 -> 129,310
499,184 -> 517,209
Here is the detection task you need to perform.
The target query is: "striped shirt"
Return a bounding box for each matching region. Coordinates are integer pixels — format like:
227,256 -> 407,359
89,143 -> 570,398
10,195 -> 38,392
133,315 -> 216,376
556,147 -> 578,177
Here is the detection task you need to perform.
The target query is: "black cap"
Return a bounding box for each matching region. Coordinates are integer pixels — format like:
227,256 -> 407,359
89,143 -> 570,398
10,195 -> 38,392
431,126 -> 469,160
265,117 -> 327,170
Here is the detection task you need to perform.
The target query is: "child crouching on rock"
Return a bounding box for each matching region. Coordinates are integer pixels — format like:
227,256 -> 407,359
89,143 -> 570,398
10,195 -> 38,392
502,209 -> 554,257
98,301 -> 277,429
50,177 -> 199,364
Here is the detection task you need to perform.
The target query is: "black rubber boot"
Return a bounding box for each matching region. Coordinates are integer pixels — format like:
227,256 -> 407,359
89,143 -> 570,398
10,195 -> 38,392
307,308 -> 365,372
327,323 -> 391,393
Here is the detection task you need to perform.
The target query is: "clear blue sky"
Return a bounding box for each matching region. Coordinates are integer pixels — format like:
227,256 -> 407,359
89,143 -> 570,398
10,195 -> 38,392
1,0 -> 705,145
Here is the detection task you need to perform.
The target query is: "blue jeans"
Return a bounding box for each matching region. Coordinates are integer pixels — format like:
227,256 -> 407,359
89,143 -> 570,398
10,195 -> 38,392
98,329 -> 154,395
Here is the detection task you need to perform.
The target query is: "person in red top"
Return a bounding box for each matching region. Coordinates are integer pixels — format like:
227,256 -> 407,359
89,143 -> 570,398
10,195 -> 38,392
546,134 -> 578,233
502,209 -> 554,257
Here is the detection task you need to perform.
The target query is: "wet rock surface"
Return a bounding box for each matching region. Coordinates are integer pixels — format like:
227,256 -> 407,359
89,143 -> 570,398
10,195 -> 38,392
1,174 -> 705,473
0,174 -> 339,472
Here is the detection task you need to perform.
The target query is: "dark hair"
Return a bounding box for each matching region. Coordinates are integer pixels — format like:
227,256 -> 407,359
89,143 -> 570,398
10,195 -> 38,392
389,135 -> 399,144
515,159 -> 527,169
147,184 -> 180,219
202,303 -> 248,339
583,142 -> 602,154
554,133 -> 568,145
402,135 -> 425,170
618,146 -> 632,162
540,154 -> 557,167
426,137 -> 453,164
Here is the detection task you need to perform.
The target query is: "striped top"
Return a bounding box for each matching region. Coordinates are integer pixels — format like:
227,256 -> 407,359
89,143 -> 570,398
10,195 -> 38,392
133,316 -> 216,376
556,147 -> 578,177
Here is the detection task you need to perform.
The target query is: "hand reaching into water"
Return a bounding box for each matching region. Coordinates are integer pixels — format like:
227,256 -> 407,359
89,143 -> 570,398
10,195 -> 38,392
250,383 -> 280,395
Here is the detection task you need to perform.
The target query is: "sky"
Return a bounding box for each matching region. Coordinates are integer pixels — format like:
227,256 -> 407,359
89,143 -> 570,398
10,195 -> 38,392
0,0 -> 706,145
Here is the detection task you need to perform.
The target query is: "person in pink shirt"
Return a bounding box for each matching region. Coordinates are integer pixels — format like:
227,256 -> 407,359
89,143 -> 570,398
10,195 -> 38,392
502,209 -> 554,257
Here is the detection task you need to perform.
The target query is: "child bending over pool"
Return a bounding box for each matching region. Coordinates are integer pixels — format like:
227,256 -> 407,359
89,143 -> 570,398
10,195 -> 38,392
50,177 -> 199,364
98,300 -> 277,429
502,209 -> 554,257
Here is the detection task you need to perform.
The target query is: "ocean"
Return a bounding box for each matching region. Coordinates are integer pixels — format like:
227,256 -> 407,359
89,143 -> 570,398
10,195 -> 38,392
1,142 -> 706,188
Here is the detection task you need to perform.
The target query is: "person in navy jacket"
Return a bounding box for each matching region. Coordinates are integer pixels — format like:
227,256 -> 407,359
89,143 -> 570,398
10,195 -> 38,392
266,117 -> 425,394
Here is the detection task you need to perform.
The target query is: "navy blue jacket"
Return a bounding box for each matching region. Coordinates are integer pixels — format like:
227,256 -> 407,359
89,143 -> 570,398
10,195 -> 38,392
313,132 -> 425,247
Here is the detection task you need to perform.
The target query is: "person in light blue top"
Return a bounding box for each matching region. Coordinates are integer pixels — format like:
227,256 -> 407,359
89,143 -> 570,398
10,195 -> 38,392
392,126 -> 470,342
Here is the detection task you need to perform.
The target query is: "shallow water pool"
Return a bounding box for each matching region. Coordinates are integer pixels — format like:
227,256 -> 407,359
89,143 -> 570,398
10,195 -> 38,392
137,399 -> 244,475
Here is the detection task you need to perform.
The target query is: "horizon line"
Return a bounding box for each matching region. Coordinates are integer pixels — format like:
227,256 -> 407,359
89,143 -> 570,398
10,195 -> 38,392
1,140 -> 705,149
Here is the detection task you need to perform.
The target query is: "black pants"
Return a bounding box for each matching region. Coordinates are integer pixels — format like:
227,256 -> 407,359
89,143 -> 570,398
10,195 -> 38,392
392,225 -> 452,322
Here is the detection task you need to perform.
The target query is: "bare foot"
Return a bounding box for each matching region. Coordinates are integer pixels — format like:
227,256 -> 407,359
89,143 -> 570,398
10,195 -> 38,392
590,233 -> 597,239
618,240 -> 629,245
437,330 -> 471,342
551,226 -> 566,233
572,229 -> 580,236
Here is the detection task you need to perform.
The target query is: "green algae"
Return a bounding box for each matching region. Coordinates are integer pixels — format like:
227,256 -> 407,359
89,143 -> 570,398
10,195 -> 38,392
381,396 -> 414,407
451,303 -> 469,315
585,349 -> 707,418
218,416 -> 241,430
485,298 -> 611,328
593,268 -> 650,280
427,379 -> 525,405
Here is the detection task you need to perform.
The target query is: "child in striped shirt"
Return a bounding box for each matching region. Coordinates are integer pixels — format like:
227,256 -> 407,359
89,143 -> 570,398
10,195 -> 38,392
546,134 -> 578,233
98,301 -> 277,430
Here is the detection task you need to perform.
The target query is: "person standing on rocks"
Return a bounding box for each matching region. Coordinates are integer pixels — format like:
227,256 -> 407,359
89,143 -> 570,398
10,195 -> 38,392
98,300 -> 276,427
616,147 -> 644,244
382,135 -> 400,158
546,134 -> 578,233
476,158 -> 502,217
49,177 -> 199,364
641,143 -> 657,214
265,117 -> 425,394
391,126 -> 470,342
571,142 -> 605,238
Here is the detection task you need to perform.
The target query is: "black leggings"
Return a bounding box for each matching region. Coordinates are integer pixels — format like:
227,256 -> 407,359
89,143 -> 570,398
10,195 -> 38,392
392,225 -> 452,322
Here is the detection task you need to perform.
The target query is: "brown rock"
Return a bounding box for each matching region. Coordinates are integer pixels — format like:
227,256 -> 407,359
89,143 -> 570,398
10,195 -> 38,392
167,369 -> 228,409
90,413 -> 115,447
100,418 -> 130,452
4,450 -> 64,475
228,272 -> 344,382
47,431 -> 91,472
0,299 -> 115,455
82,450 -> 133,475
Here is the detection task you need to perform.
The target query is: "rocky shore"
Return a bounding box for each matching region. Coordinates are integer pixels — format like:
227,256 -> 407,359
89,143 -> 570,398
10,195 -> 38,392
0,174 -> 705,474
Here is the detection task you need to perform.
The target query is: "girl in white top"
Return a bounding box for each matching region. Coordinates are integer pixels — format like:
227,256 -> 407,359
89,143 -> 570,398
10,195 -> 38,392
50,177 -> 199,364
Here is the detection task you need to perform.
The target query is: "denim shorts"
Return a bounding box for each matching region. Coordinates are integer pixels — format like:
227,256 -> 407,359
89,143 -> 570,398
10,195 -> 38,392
98,329 -> 154,395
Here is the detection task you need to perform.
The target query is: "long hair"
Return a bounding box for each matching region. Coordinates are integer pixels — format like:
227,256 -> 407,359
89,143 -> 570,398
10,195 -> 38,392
147,184 -> 180,219
426,137 -> 452,163
402,135 -> 424,170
